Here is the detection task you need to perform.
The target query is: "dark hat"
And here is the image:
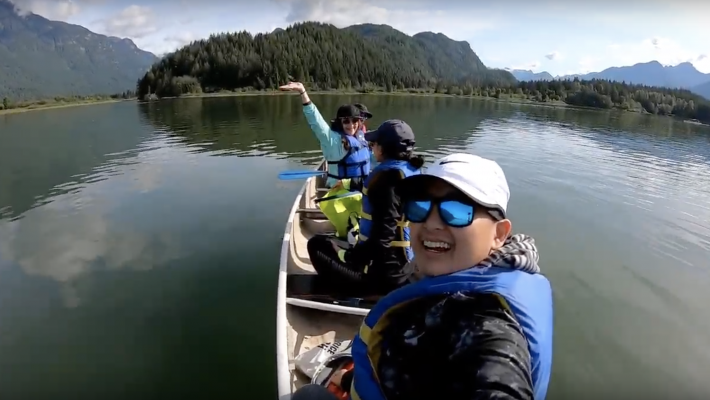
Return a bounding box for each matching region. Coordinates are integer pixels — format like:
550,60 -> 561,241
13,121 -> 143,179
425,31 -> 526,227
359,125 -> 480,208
336,104 -> 361,119
353,103 -> 373,119
364,119 -> 415,150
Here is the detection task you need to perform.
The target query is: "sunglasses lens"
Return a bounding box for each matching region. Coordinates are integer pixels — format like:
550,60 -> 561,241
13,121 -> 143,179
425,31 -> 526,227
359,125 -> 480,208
439,200 -> 475,227
404,200 -> 431,223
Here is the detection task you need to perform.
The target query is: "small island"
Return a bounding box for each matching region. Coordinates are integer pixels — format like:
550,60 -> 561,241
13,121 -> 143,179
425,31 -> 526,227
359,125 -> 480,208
134,22 -> 710,125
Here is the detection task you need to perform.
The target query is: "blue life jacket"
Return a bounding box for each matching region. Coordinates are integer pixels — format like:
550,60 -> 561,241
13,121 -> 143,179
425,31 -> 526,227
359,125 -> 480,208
350,266 -> 554,400
358,159 -> 420,265
327,133 -> 371,180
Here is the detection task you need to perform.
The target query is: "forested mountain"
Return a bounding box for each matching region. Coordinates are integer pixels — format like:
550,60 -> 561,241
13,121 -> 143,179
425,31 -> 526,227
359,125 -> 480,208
691,81 -> 710,100
0,0 -> 158,100
136,22 -> 516,98
344,24 -> 513,84
134,21 -> 710,123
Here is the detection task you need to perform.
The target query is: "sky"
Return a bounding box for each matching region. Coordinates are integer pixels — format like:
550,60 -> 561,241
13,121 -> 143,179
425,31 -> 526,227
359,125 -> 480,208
7,0 -> 710,76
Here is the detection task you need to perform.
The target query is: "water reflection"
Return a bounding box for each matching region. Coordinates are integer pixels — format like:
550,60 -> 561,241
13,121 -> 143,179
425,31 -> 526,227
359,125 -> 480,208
136,95 -> 515,163
0,134 -> 189,308
0,103 -> 153,218
2,95 -> 710,398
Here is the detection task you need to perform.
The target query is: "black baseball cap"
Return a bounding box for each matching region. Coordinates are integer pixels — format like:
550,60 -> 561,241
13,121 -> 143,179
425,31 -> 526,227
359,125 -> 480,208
336,104 -> 361,119
364,119 -> 415,149
354,103 -> 373,119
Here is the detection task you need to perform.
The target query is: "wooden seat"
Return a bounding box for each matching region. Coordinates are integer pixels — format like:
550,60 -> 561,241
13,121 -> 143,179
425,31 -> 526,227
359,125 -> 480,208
296,208 -> 327,220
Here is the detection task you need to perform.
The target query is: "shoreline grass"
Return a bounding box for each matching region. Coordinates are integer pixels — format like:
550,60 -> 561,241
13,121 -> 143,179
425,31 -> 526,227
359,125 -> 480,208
0,98 -> 132,116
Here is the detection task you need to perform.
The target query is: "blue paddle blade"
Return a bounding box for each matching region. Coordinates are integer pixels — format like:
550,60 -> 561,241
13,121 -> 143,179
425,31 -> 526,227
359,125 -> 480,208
278,170 -> 328,180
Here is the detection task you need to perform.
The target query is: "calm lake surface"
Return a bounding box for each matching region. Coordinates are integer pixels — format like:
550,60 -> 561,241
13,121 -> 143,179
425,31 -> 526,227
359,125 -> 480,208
1,95 -> 710,399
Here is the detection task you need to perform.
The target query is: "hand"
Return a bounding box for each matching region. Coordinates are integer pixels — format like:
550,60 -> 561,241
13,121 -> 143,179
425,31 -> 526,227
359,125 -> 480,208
279,81 -> 305,93
332,180 -> 344,190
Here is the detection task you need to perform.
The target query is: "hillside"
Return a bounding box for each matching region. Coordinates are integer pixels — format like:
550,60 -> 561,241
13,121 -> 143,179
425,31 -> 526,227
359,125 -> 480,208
0,0 -> 158,101
345,24 -> 513,84
559,61 -> 710,90
508,69 -> 554,81
136,22 -> 516,98
692,81 -> 710,100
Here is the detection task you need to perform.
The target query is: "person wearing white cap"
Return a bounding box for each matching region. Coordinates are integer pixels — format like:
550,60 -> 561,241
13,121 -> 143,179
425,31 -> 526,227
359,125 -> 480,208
293,153 -> 553,400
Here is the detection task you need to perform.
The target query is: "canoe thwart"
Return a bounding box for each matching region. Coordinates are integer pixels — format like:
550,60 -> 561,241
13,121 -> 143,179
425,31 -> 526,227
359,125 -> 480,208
287,274 -> 383,308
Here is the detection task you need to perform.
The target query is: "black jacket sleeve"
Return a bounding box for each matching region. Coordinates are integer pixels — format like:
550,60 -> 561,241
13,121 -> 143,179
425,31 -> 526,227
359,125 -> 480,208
377,293 -> 534,400
344,169 -> 403,266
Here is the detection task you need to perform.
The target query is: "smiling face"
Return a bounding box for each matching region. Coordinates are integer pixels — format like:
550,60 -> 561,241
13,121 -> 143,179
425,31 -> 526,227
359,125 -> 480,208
409,178 -> 512,276
340,117 -> 361,136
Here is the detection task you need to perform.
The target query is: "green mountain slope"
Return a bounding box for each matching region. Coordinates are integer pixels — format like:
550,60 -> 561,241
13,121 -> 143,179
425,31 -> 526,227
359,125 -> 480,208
137,21 -> 516,97
0,0 -> 158,100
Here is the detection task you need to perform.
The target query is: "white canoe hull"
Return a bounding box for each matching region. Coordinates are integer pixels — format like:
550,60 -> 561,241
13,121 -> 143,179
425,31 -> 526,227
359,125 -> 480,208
276,161 -> 371,399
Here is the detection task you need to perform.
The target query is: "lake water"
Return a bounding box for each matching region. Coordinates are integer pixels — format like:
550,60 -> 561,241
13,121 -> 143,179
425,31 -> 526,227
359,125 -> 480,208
1,95 -> 709,399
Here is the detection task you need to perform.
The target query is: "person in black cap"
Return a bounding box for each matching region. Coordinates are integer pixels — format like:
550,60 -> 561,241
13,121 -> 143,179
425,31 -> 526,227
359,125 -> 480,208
306,119 -> 425,295
354,103 -> 372,131
279,81 -> 371,190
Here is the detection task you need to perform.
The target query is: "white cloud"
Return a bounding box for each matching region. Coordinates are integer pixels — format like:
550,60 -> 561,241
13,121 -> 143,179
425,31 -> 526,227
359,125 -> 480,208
93,5 -> 157,39
163,31 -> 198,49
8,0 -> 82,20
0,143 -> 183,309
545,51 -> 562,61
0,208 -> 183,308
277,0 -> 502,39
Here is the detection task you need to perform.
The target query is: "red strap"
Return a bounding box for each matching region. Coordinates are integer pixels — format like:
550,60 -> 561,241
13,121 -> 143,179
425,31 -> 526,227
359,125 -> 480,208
326,361 -> 354,400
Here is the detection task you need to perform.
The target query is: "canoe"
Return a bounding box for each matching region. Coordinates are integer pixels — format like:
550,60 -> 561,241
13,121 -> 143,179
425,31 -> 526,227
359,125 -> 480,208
276,161 -> 374,399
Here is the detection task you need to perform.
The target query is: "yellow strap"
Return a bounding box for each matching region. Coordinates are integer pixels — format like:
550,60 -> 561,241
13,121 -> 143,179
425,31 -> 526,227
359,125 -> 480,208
359,234 -> 409,247
359,324 -> 372,343
362,186 -> 368,195
493,293 -> 515,317
360,211 -> 409,227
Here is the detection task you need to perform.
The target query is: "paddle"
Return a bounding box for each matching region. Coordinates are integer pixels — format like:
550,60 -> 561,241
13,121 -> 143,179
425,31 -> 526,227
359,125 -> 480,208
313,191 -> 362,204
277,170 -> 327,180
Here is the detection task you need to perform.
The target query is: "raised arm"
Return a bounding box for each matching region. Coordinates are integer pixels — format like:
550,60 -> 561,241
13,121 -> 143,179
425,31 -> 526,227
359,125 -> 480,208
279,81 -> 340,149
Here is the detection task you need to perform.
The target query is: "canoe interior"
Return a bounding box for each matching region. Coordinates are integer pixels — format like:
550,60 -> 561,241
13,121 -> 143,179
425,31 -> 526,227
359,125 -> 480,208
284,168 -> 365,394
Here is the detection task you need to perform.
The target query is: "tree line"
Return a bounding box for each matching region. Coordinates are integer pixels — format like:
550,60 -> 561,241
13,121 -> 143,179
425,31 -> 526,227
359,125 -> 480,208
135,21 -> 710,124
1,91 -> 136,111
136,22 -> 516,98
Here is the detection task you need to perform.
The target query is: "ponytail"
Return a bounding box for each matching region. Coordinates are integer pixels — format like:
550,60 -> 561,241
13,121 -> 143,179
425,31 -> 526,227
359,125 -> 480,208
381,142 -> 425,170
407,154 -> 425,169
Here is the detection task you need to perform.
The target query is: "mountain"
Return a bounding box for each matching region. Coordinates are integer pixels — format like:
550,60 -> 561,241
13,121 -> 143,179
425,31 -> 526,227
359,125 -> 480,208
507,69 -> 554,81
692,81 -> 710,100
0,0 -> 158,101
558,61 -> 710,90
345,24 -> 513,84
137,22 -> 516,98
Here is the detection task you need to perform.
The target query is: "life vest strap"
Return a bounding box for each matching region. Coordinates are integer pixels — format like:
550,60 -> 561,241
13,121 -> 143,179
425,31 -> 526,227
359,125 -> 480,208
360,211 -> 409,227
358,234 -> 409,248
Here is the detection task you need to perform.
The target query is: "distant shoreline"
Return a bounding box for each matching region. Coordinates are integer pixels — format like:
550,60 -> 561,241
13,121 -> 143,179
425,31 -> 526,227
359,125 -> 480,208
0,99 -> 129,116
155,89 -> 645,116
3,90 -> 707,126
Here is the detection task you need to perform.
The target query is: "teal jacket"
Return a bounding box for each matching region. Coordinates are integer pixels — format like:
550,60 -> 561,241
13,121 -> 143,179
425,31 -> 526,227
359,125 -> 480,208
303,103 -> 375,187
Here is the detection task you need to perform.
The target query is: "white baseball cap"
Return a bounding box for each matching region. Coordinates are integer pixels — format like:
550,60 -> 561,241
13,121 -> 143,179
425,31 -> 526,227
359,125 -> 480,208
399,153 -> 510,217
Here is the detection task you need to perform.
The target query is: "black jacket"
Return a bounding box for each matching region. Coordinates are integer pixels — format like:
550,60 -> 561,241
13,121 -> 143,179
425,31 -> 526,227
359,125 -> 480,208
344,168 -> 412,287
340,292 -> 533,400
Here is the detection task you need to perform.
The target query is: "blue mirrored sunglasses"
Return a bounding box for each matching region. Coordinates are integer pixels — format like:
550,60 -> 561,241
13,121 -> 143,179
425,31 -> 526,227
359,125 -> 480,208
403,199 -> 502,227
